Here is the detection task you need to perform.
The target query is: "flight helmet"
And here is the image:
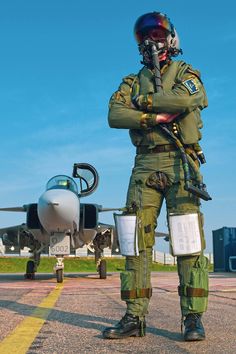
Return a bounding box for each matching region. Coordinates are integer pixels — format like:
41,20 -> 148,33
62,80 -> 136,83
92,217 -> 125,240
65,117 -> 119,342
134,12 -> 182,57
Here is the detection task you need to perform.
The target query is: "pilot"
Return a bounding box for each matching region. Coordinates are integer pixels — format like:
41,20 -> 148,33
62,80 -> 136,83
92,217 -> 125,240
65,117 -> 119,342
103,12 -> 209,341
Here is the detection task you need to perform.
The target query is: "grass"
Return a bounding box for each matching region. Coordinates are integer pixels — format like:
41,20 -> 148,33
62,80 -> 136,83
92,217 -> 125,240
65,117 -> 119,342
0,256 -> 213,273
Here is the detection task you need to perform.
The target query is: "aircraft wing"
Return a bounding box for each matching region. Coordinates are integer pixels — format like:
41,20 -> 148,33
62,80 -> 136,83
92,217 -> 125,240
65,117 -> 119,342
97,222 -> 169,241
0,206 -> 27,212
155,231 -> 169,237
0,223 -> 27,235
98,219 -> 169,238
0,224 -> 27,244
98,207 -> 124,212
97,209 -> 169,240
0,223 -> 37,251
155,231 -> 169,241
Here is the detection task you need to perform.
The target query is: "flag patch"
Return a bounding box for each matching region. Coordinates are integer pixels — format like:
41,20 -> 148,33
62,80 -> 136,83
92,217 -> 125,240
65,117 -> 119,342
183,78 -> 199,95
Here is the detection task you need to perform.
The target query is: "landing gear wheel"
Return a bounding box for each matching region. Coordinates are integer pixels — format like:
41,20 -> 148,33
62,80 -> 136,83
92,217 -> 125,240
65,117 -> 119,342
99,259 -> 107,279
56,269 -> 63,283
24,260 -> 35,280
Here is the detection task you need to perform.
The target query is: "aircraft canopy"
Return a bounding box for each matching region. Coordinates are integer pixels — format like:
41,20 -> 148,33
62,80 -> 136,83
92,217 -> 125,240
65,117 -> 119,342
46,175 -> 78,194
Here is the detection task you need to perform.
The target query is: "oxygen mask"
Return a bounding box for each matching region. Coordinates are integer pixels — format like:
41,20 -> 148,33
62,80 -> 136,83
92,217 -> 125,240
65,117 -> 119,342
139,37 -> 168,67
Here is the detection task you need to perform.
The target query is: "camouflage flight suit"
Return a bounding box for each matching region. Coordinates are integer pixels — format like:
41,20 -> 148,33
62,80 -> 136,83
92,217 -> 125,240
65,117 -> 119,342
108,60 -> 209,318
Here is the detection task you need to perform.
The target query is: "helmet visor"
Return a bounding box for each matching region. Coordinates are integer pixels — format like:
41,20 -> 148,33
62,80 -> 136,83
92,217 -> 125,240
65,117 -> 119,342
134,12 -> 173,44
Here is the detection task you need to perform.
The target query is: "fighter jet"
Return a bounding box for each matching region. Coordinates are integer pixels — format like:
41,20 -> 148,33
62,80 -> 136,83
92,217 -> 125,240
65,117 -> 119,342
0,163 -> 119,283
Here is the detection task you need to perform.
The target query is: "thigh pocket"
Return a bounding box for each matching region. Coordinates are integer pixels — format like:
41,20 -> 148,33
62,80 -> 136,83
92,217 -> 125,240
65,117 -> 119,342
137,208 -> 155,251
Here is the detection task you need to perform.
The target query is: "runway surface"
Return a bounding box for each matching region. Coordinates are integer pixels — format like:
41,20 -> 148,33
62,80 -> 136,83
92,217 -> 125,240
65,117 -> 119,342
0,271 -> 235,353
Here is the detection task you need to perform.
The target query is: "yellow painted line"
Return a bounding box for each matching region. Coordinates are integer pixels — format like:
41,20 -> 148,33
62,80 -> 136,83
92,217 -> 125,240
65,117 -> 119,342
0,282 -> 64,354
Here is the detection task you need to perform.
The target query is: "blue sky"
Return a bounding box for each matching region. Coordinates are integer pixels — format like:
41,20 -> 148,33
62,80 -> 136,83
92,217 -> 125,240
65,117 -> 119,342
0,0 -> 235,253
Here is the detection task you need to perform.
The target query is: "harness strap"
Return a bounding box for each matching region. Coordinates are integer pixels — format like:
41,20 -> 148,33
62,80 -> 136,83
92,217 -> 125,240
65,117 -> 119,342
137,144 -> 178,154
121,288 -> 152,300
178,285 -> 208,297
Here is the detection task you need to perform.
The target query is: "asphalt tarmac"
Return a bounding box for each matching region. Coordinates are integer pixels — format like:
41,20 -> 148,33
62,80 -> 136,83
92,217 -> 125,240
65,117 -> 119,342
0,271 -> 235,354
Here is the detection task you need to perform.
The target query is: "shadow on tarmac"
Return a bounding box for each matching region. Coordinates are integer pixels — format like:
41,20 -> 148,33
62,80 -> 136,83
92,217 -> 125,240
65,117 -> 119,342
0,298 -> 115,328
147,327 -> 182,341
0,299 -> 182,341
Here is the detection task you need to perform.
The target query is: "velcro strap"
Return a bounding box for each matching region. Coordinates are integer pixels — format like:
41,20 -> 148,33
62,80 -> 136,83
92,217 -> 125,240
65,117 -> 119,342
121,288 -> 152,300
178,286 -> 208,297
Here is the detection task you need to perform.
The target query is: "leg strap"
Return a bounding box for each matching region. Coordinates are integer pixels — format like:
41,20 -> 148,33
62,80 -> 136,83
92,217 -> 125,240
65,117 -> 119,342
178,285 -> 208,297
121,288 -> 152,300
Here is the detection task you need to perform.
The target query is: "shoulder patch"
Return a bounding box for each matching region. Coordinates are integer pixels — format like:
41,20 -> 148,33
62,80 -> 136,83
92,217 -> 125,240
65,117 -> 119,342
183,78 -> 200,95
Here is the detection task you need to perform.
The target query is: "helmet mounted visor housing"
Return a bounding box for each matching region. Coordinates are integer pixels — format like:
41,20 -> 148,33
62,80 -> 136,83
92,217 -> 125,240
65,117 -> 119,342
134,12 -> 182,58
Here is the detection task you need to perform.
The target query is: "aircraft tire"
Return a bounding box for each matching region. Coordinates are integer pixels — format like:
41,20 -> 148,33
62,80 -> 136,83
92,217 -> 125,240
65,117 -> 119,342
25,260 -> 35,280
99,259 -> 107,279
56,269 -> 63,283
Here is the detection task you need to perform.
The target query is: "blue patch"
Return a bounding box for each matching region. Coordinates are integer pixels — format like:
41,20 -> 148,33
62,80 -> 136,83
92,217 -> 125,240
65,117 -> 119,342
183,78 -> 199,95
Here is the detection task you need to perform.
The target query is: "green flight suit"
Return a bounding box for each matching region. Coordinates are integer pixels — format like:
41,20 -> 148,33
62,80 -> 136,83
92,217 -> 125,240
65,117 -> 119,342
108,60 -> 209,318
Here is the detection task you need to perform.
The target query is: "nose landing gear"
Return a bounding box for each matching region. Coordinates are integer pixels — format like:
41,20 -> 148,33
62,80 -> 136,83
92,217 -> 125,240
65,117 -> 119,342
54,256 -> 64,283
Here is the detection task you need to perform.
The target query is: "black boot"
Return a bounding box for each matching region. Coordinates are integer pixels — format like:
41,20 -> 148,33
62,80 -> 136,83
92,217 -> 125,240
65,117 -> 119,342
183,313 -> 205,341
103,313 -> 146,339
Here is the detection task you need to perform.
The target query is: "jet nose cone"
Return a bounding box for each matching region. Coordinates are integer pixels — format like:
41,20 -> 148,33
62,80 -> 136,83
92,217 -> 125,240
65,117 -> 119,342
38,189 -> 80,233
